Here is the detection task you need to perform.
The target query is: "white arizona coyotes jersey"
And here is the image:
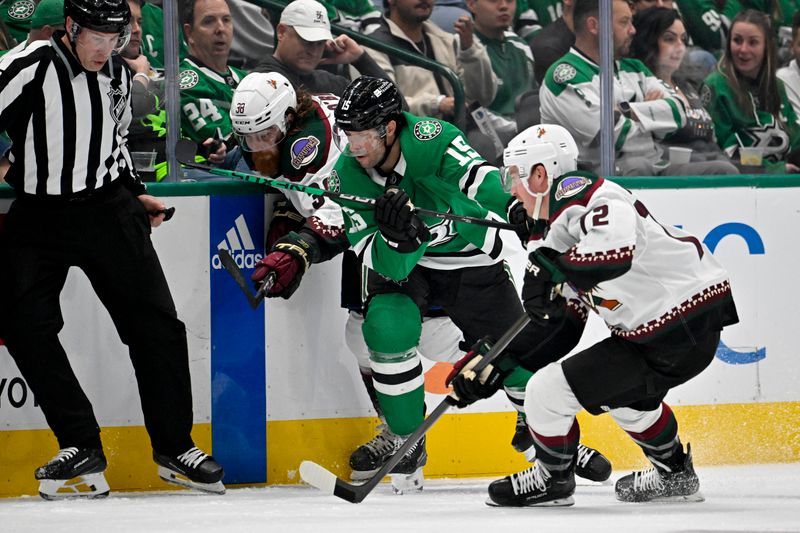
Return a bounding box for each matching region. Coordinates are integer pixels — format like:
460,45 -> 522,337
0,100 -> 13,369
532,172 -> 734,342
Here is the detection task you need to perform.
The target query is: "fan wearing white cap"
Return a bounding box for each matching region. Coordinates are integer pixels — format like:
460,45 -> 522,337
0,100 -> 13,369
255,0 -> 392,96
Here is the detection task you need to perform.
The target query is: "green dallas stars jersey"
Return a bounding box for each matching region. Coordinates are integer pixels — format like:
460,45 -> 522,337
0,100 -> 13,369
140,2 -> 188,70
702,71 -> 800,165
178,56 -> 246,142
475,29 -> 534,118
329,112 -> 513,282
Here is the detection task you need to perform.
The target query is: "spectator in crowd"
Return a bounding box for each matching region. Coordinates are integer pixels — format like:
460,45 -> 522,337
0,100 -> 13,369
6,0 -> 63,54
529,0 -> 573,85
0,0 -> 33,45
540,0 -> 730,176
365,0 -> 497,122
140,0 -> 188,70
512,0 -> 546,43
631,7 -> 738,173
178,0 -> 242,164
255,0 -> 389,95
776,12 -> 800,118
702,9 -> 800,173
467,0 -> 534,140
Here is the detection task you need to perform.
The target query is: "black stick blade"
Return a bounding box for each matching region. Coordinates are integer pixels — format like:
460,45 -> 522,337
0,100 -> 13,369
175,139 -> 198,165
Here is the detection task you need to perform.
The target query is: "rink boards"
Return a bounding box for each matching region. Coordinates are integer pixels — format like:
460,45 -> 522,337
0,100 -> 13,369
1,177 -> 798,497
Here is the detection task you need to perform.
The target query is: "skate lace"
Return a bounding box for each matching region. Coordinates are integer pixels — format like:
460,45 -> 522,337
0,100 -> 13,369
364,425 -> 399,457
576,444 -> 596,469
510,463 -> 550,495
50,447 -> 80,464
632,467 -> 665,492
177,447 -> 209,469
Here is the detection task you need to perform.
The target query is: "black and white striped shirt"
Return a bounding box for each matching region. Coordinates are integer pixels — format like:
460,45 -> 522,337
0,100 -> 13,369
0,34 -> 145,197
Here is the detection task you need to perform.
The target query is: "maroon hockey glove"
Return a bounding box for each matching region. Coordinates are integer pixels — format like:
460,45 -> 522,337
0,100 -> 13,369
445,337 -> 504,408
252,231 -> 311,299
374,188 -> 430,252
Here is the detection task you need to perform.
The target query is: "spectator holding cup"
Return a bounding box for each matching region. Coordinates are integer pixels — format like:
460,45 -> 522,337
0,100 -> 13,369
702,9 -> 800,174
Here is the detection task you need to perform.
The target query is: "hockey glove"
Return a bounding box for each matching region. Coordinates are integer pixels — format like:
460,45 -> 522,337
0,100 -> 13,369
266,198 -> 304,249
445,337 -> 505,408
374,188 -> 430,253
252,231 -> 311,299
507,198 -> 533,245
522,247 -> 567,326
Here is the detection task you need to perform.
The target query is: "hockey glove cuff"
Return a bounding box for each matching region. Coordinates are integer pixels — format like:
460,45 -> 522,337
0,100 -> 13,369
445,337 -> 504,408
375,188 -> 430,253
252,231 -> 311,299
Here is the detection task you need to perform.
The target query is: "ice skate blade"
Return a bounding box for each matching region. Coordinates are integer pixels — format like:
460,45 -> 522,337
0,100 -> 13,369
576,477 -> 613,487
636,491 -> 705,504
157,466 -> 226,494
390,468 -> 424,495
485,495 -> 575,507
39,473 -> 110,500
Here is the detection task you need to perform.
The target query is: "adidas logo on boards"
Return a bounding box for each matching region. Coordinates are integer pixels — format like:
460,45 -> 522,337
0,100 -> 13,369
211,214 -> 263,270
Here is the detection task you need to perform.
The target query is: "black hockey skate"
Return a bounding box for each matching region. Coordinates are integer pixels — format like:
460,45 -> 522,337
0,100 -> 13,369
35,447 -> 109,500
154,446 -> 225,494
349,423 -> 398,481
615,444 -> 703,503
487,462 -> 576,507
511,413 -> 536,461
389,435 -> 427,495
575,443 -> 612,482
512,417 -> 612,483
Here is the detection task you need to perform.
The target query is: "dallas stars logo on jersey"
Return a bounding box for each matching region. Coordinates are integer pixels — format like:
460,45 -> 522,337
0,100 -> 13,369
413,120 -> 442,141
179,70 -> 200,90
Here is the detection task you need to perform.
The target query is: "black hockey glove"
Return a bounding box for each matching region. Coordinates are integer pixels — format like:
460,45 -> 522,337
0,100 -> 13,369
374,188 -> 430,253
252,231 -> 311,299
522,247 -> 567,326
445,337 -> 505,408
506,198 -> 533,245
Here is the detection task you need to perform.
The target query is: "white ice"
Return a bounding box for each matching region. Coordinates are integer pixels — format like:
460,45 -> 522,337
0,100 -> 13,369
2,463 -> 798,533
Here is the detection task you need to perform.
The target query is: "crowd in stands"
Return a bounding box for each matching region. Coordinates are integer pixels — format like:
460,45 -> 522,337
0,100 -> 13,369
0,0 -> 798,180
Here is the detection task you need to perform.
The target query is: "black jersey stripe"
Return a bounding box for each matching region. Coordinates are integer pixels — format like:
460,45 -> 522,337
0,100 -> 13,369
372,362 -> 423,386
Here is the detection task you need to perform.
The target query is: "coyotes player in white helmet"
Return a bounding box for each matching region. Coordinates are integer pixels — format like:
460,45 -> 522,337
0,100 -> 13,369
450,124 -> 739,507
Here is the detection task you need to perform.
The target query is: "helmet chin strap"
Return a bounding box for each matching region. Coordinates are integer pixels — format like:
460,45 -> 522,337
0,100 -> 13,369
374,127 -> 398,171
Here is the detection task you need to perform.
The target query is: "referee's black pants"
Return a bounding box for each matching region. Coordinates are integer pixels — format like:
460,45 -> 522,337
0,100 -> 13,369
0,183 -> 194,456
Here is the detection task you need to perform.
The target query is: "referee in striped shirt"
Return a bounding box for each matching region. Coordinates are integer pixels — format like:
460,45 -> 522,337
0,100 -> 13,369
0,0 -> 223,498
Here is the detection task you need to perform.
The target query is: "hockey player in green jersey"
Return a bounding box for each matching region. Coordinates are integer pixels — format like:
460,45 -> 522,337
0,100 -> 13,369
329,76 -> 611,492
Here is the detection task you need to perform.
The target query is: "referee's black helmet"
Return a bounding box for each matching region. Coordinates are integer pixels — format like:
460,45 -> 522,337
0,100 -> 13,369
65,0 -> 131,34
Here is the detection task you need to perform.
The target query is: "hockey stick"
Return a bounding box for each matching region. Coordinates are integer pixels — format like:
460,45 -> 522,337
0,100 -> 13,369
175,139 -> 515,231
299,313 -> 532,503
217,249 -> 275,309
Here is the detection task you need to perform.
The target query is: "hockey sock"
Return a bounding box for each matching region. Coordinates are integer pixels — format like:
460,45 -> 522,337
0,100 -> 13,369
503,365 -> 533,414
369,347 -> 424,436
623,403 -> 684,470
363,293 -> 424,436
532,419 -> 580,477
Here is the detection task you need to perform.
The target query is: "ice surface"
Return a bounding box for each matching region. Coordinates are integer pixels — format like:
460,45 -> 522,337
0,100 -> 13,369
2,463 -> 798,533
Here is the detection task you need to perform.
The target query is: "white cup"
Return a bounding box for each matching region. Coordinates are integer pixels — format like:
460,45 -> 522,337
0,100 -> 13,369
669,146 -> 693,165
131,151 -> 157,172
739,146 -> 764,167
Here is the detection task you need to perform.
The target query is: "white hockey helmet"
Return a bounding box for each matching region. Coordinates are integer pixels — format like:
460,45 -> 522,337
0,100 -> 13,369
503,124 -> 579,191
230,72 -> 297,150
